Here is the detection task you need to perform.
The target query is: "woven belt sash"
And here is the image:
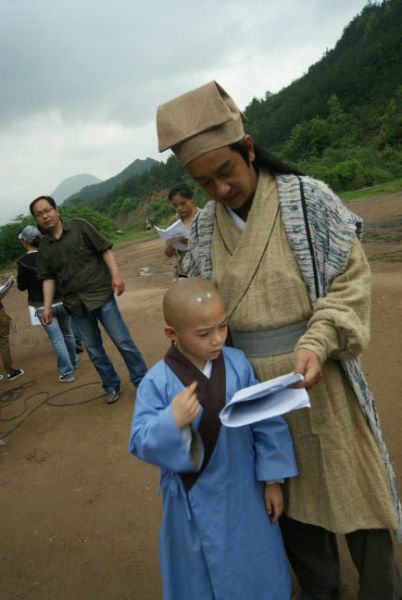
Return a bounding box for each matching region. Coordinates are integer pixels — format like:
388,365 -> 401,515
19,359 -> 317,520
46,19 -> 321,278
230,320 -> 309,358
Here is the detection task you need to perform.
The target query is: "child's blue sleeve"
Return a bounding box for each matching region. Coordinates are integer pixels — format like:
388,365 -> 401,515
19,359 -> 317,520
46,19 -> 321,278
128,367 -> 203,473
252,416 -> 298,482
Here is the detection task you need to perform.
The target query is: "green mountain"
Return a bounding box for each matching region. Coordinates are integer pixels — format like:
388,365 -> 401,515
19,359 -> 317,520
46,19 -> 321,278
64,157 -> 157,206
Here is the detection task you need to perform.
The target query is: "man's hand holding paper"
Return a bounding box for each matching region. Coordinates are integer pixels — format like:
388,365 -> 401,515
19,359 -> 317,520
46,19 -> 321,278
219,371 -> 310,428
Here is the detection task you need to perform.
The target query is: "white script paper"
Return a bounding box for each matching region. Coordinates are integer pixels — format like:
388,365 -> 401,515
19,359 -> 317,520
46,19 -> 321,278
219,371 -> 310,427
28,305 -> 41,326
154,220 -> 189,251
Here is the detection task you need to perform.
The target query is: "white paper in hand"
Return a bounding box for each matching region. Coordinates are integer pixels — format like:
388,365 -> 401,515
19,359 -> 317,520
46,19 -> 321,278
154,221 -> 189,251
219,371 -> 310,427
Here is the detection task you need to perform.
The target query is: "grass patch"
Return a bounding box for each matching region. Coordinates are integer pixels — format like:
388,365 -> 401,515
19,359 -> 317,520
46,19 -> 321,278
111,216 -> 172,246
339,178 -> 402,201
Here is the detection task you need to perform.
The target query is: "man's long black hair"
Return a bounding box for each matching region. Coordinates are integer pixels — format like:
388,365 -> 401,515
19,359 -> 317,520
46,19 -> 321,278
229,138 -> 303,176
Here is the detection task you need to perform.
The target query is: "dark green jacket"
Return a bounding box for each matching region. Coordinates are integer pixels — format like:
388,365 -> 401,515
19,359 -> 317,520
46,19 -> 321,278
37,218 -> 113,314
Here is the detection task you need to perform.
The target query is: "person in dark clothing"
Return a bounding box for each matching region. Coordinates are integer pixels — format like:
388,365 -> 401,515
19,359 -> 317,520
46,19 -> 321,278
17,225 -> 79,383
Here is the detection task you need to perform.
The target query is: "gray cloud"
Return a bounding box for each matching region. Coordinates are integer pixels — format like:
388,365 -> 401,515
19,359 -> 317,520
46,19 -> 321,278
1,0 -> 369,125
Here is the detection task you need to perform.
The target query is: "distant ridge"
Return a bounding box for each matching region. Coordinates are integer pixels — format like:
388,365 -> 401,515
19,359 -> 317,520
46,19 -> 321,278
64,157 -> 157,206
52,174 -> 102,203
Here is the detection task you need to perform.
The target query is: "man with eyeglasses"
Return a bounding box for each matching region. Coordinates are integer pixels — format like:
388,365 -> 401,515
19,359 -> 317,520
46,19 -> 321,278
30,195 -> 147,404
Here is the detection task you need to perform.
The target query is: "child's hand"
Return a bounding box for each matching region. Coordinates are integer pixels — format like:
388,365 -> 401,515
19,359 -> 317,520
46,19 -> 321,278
264,482 -> 284,522
171,381 -> 200,428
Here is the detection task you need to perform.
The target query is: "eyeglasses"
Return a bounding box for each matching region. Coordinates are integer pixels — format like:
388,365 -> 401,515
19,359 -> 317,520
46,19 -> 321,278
34,207 -> 55,219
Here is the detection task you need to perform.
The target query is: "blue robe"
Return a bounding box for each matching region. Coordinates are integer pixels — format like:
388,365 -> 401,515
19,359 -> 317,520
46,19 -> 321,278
129,346 -> 298,600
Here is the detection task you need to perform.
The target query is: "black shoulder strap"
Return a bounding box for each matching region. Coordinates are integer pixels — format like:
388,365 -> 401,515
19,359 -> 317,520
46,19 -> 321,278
298,177 -> 320,299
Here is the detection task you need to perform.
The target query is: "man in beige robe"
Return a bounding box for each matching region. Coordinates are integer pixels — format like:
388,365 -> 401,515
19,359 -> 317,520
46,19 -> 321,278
156,81 -> 402,600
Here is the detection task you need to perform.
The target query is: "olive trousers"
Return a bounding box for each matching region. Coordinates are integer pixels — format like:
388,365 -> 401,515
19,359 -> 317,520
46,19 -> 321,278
0,307 -> 14,375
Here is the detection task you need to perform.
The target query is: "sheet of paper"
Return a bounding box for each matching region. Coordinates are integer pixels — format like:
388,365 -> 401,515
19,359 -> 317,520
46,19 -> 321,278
154,219 -> 189,242
219,371 -> 310,427
28,305 -> 41,326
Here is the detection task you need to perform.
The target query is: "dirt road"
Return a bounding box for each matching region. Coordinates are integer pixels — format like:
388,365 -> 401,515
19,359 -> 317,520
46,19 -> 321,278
1,191 -> 401,599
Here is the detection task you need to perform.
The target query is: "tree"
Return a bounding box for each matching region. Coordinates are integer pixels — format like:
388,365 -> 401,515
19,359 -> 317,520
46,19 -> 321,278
376,85 -> 402,148
0,215 -> 36,268
59,206 -> 117,237
284,118 -> 331,161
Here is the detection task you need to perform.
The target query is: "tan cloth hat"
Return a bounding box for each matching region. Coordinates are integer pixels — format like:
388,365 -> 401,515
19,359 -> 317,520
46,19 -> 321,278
157,81 -> 247,166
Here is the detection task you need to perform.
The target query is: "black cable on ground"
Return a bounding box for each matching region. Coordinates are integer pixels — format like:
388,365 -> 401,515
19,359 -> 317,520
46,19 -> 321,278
0,380 -> 103,442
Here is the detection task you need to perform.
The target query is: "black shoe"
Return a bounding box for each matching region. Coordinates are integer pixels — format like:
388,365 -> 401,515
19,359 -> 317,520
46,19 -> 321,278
7,369 -> 24,381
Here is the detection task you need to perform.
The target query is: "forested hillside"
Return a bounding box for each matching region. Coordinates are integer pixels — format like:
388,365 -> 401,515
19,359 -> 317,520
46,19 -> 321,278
245,0 -> 402,148
244,0 -> 402,190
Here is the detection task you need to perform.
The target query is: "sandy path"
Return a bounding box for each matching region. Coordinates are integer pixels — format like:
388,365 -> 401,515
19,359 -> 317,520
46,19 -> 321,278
0,191 -> 401,599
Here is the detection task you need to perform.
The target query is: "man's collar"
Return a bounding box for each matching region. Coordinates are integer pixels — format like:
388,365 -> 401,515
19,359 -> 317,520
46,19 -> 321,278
46,219 -> 67,241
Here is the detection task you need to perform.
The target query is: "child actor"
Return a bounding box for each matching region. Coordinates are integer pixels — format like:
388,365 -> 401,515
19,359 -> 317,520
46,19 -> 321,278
129,278 -> 298,600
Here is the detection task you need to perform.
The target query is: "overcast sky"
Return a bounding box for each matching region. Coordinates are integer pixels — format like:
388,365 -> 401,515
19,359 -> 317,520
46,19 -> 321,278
0,0 -> 370,225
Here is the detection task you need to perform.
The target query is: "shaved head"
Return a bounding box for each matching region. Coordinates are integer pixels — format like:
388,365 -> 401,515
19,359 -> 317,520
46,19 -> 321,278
163,278 -> 222,330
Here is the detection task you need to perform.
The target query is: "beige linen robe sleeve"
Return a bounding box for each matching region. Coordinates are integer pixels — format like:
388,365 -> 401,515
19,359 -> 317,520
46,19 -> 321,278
296,238 -> 371,364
